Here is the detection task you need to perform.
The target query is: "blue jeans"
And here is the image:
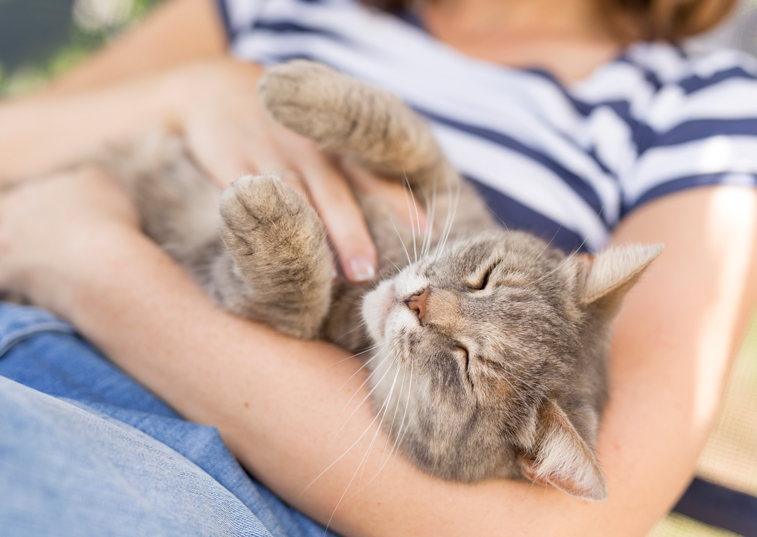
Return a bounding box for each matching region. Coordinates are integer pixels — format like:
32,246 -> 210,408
0,303 -> 338,537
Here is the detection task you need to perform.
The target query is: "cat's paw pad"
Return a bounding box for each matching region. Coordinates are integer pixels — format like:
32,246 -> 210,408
219,174 -> 306,235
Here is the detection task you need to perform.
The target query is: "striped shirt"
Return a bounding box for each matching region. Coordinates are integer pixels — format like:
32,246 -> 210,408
217,0 -> 757,253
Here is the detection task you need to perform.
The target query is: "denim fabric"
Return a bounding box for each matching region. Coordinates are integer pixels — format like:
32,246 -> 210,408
0,303 -> 338,537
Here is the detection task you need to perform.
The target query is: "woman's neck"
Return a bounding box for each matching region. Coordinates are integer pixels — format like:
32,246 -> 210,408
422,0 -> 628,83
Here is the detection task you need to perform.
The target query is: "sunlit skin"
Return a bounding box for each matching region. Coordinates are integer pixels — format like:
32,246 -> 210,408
0,0 -> 755,535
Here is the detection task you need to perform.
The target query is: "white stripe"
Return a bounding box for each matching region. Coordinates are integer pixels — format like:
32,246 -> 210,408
586,107 -> 636,179
624,135 -> 757,203
624,42 -> 688,83
233,28 -> 620,221
645,78 -> 757,131
570,61 -> 657,114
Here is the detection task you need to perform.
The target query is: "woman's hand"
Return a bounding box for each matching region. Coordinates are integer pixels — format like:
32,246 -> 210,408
0,167 -> 139,315
165,58 -> 424,283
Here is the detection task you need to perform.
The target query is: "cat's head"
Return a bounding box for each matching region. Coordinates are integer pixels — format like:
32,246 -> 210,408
361,230 -> 662,501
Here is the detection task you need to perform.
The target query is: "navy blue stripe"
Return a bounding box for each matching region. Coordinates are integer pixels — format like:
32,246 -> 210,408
395,9 -> 425,30
650,118 -> 757,149
518,69 -> 660,161
521,68 -> 594,116
591,100 -> 657,155
615,55 -> 664,90
680,66 -> 757,94
268,52 -> 322,64
252,20 -> 350,43
215,0 -> 235,40
674,477 -> 757,537
626,172 -> 757,215
415,107 -> 607,218
467,176 -> 591,254
585,146 -> 614,176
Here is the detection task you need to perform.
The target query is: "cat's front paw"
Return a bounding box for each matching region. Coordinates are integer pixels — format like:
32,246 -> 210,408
258,61 -> 350,145
218,174 -> 333,338
220,174 -> 306,237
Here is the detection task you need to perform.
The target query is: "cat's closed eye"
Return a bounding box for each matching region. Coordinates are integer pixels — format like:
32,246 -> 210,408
468,262 -> 497,290
454,344 -> 473,385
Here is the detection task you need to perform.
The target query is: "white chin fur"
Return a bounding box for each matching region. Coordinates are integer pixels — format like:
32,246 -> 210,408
362,280 -> 395,342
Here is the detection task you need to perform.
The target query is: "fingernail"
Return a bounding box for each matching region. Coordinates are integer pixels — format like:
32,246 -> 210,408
349,255 -> 376,282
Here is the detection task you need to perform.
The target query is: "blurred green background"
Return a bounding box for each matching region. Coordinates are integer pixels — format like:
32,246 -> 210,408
1,1 -> 756,536
0,0 -> 164,95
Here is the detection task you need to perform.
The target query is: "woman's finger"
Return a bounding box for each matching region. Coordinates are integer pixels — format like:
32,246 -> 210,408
187,130 -> 254,188
277,170 -> 310,200
296,152 -> 377,283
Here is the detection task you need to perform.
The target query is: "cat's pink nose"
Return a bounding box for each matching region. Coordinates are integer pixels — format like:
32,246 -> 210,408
404,287 -> 429,320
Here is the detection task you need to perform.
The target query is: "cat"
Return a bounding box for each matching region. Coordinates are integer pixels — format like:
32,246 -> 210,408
103,60 -> 662,502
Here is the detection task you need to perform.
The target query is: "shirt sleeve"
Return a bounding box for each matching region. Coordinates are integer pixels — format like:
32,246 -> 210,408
619,51 -> 757,216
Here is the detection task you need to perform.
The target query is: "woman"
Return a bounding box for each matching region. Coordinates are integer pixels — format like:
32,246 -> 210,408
1,0 -> 756,535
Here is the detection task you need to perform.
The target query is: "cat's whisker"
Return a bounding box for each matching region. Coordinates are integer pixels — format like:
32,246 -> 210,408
322,403 -> 389,532
384,354 -> 414,473
485,204 -> 513,240
332,317 -> 371,344
319,354 -> 404,531
421,182 -> 437,259
407,175 -> 424,263
390,216 -> 413,266
402,173 -> 421,263
436,178 -> 460,259
332,342 -> 402,448
329,369 -> 396,453
498,372 -> 532,413
435,182 -> 453,260
375,356 -> 409,471
500,366 -> 548,401
338,341 -> 397,415
383,255 -> 401,272
335,342 -> 394,392
525,237 -> 588,289
330,339 -> 388,370
356,362 -> 402,486
522,227 -> 561,275
425,178 -> 439,258
421,190 -> 432,258
301,388 -> 391,497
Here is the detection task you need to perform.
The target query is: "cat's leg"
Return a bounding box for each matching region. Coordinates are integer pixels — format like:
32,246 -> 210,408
213,174 -> 333,339
258,61 -> 454,195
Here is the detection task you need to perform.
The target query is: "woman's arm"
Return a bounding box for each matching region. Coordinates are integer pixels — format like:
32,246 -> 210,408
3,169 -> 754,536
0,0 -> 384,281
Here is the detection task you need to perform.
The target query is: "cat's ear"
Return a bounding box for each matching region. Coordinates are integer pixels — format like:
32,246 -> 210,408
575,244 -> 663,316
519,399 -> 608,502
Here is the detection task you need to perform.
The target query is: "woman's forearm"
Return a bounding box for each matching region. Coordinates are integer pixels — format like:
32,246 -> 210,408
0,76 -> 177,182
51,185 -> 757,537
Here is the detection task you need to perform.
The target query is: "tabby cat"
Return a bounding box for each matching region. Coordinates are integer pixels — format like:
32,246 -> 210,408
105,60 -> 662,502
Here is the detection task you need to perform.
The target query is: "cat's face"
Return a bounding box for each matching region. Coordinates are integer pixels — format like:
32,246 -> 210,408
361,230 -> 662,500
